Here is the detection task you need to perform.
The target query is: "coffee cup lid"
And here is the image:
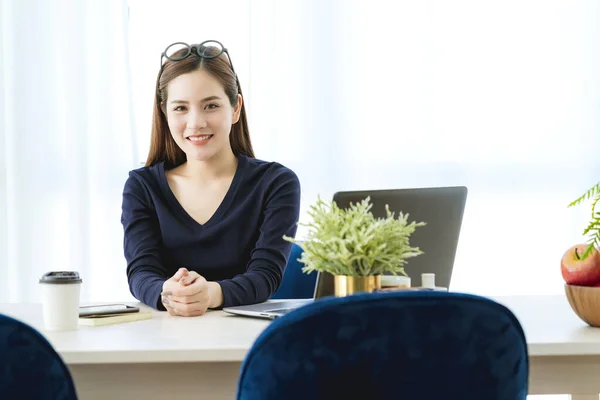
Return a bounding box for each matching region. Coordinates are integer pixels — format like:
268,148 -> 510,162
39,271 -> 82,284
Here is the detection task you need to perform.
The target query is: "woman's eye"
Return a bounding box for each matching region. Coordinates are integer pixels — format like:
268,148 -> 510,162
173,106 -> 186,112
205,103 -> 219,110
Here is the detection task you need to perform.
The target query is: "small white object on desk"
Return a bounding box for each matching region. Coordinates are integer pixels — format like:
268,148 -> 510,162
422,273 -> 435,288
380,275 -> 411,288
420,273 -> 447,291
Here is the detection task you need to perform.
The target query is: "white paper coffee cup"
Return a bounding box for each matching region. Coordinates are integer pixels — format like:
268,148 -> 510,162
39,271 -> 82,331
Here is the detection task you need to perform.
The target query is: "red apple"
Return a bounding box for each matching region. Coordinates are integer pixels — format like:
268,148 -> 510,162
561,244 -> 600,286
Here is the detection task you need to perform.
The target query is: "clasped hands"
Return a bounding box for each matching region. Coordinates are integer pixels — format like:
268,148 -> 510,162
161,268 -> 223,317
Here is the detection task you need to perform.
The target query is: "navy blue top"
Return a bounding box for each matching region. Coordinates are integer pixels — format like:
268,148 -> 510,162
120,155 -> 301,310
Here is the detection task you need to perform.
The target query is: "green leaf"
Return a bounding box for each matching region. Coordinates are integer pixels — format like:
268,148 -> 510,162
592,196 -> 600,219
568,183 -> 600,260
582,219 -> 600,236
569,183 -> 600,208
581,238 -> 598,261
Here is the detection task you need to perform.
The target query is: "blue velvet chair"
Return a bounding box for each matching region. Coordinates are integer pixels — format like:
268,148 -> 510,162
237,291 -> 528,400
0,314 -> 78,399
271,243 -> 317,299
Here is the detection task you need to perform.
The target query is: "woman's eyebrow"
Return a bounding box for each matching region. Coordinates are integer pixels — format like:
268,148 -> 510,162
169,96 -> 222,104
200,95 -> 222,102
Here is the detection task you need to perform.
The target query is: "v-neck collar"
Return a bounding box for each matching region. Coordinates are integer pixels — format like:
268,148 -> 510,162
158,154 -> 246,230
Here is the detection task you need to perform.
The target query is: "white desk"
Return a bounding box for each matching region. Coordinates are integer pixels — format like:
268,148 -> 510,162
494,295 -> 600,400
2,295 -> 600,399
0,302 -> 270,400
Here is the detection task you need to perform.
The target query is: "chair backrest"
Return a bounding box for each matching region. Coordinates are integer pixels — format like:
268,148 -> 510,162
237,291 -> 528,400
271,243 -> 317,299
0,314 -> 78,399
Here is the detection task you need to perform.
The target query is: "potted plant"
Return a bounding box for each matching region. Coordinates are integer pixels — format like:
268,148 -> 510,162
284,196 -> 426,296
568,182 -> 600,260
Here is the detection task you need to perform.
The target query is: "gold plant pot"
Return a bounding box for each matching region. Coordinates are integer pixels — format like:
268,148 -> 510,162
334,275 -> 381,297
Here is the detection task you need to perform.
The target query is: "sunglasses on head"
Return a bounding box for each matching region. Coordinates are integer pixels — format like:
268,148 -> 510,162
159,40 -> 238,82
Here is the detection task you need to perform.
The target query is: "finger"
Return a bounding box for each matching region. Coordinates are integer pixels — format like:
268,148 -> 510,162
166,305 -> 178,316
161,293 -> 173,310
167,299 -> 207,317
162,295 -> 178,316
170,278 -> 208,297
179,271 -> 201,286
168,291 -> 207,304
168,278 -> 207,303
173,268 -> 189,282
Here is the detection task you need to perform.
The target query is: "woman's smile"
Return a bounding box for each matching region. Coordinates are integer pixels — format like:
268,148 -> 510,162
187,134 -> 214,145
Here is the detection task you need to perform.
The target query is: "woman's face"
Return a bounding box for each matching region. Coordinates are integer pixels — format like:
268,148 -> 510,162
165,69 -> 241,162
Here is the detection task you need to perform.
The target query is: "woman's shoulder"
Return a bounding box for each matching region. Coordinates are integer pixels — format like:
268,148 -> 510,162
128,161 -> 163,179
239,156 -> 300,200
242,155 -> 299,183
124,161 -> 166,192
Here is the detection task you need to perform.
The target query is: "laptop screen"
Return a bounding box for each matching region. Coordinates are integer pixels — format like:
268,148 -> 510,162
330,186 -> 467,288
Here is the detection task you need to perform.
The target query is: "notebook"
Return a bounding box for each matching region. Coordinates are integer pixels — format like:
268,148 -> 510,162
78,311 -> 152,327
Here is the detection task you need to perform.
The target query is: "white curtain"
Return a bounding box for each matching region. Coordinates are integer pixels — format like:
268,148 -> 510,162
0,0 -> 137,303
128,0 -> 599,300
2,0 -> 599,314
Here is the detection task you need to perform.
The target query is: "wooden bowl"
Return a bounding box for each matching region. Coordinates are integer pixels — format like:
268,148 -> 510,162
565,283 -> 600,327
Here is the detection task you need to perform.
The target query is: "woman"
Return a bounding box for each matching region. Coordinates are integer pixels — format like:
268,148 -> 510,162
121,40 -> 301,316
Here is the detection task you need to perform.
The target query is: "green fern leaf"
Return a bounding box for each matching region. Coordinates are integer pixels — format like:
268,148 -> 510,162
582,219 -> 600,236
582,243 -> 595,260
581,232 -> 600,260
569,183 -> 600,260
592,195 -> 600,219
569,183 -> 600,208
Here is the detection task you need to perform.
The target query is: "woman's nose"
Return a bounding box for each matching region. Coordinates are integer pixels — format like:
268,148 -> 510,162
186,111 -> 207,129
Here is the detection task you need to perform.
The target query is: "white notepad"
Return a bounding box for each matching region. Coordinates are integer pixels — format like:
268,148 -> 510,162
78,311 -> 152,327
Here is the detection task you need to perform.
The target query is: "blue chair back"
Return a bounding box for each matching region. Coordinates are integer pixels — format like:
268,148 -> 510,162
271,243 -> 317,299
0,314 -> 78,399
237,291 -> 528,400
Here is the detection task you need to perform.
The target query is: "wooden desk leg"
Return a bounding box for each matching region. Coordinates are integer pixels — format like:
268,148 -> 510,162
570,395 -> 599,400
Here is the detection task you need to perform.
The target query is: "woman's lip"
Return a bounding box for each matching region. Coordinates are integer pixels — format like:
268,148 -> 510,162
187,135 -> 213,145
186,135 -> 213,140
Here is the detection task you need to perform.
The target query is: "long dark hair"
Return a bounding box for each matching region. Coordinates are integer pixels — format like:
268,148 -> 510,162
146,44 -> 254,167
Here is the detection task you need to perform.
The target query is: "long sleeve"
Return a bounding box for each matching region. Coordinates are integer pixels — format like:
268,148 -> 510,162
121,173 -> 168,310
217,166 -> 301,308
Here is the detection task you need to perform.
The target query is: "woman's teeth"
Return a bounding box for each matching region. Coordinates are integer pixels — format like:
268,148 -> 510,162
188,135 -> 213,142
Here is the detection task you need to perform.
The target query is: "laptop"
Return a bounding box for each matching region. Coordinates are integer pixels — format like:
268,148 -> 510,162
222,186 -> 468,320
222,271 -> 332,319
